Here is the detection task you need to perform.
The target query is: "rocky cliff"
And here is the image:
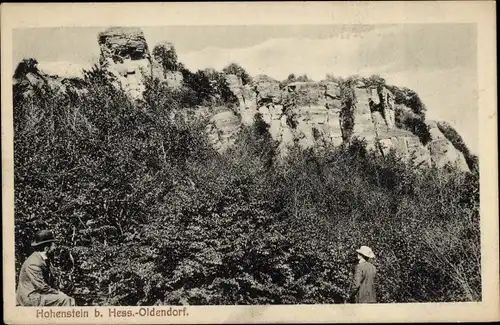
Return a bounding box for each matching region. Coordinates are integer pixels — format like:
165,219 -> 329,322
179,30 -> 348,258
13,58 -> 87,98
213,74 -> 470,171
14,27 -> 183,101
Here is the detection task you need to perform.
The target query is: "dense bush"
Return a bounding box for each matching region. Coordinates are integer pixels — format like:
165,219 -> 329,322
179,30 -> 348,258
362,74 -> 386,87
325,73 -> 339,82
13,58 -> 40,79
295,74 -> 310,82
14,64 -> 480,306
280,74 -> 297,88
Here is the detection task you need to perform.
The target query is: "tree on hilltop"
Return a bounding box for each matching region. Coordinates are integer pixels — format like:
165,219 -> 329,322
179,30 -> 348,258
152,41 -> 179,72
13,58 -> 40,79
222,63 -> 251,85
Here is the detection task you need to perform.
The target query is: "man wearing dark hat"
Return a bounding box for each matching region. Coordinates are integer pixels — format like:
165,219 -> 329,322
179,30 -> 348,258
16,230 -> 75,306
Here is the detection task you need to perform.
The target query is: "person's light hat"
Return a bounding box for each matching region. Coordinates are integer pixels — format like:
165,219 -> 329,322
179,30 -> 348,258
356,246 -> 375,259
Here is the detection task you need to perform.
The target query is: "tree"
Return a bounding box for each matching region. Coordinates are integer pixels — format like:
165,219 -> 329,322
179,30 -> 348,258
222,63 -> 251,85
152,41 -> 179,72
204,70 -> 239,107
279,74 -> 297,88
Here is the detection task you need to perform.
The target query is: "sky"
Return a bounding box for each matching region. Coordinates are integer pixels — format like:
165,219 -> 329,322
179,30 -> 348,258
12,24 -> 478,154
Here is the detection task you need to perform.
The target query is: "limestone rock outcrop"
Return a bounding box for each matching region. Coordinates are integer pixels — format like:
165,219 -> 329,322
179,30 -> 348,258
352,81 -> 396,142
219,74 -> 469,171
97,27 -> 183,99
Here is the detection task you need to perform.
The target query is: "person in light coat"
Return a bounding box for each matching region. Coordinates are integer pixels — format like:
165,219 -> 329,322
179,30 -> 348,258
350,246 -> 377,303
16,230 -> 75,306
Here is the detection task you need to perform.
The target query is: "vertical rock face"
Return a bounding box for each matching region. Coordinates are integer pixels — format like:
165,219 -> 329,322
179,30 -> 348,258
163,71 -> 184,88
285,81 -> 344,148
381,87 -> 396,130
225,74 -> 252,123
352,83 -> 378,143
98,27 -> 184,98
352,82 -> 397,139
376,129 -> 432,167
221,74 -> 469,172
253,75 -> 282,108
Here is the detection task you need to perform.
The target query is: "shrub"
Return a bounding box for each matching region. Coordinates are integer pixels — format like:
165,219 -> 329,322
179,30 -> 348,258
222,63 -> 252,85
295,74 -> 310,82
362,74 -> 386,87
13,58 -> 40,79
325,73 -> 339,82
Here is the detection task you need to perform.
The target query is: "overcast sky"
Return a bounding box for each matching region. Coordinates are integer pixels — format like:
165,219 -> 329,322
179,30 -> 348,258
12,24 -> 478,154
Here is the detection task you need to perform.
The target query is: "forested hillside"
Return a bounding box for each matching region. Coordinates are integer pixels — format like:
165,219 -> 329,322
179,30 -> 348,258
13,57 -> 480,305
